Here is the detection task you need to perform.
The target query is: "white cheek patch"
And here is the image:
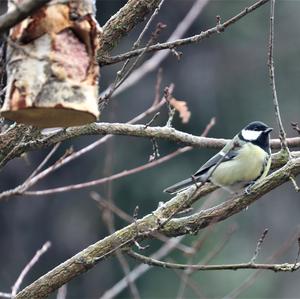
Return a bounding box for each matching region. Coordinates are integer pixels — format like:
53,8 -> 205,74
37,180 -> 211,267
241,129 -> 262,141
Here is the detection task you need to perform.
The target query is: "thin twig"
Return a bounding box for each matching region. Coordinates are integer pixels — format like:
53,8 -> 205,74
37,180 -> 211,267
127,250 -> 300,272
24,143 -> 61,183
250,229 -> 269,264
0,292 -> 11,299
293,236 -> 300,270
268,0 -> 289,152
12,241 -> 51,296
224,230 -> 299,299
144,112 -> 160,128
99,0 -> 210,98
100,0 -> 270,66
153,68 -> 163,105
23,146 -> 192,196
56,285 -> 67,299
290,175 -> 300,192
99,0 -> 166,107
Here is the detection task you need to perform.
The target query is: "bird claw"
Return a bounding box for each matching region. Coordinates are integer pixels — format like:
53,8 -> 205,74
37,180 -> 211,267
244,182 -> 255,195
244,187 -> 252,195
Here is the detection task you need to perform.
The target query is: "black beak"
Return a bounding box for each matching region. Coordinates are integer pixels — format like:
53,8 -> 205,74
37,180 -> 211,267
264,127 -> 273,134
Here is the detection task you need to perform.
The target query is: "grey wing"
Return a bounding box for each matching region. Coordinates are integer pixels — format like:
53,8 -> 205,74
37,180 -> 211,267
193,138 -> 240,178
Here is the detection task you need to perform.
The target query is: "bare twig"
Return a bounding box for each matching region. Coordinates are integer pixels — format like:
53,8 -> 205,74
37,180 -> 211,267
22,146 -> 192,196
293,237 -> 300,270
12,241 -> 51,296
250,229 -> 269,264
99,0 -> 166,107
144,112 -> 160,128
56,285 -> 67,299
224,230 -> 299,299
24,143 -> 61,183
100,0 -> 270,66
100,0 -> 210,98
0,292 -> 11,299
127,250 -> 300,272
290,175 -> 300,192
153,68 -> 163,105
268,0 -> 289,152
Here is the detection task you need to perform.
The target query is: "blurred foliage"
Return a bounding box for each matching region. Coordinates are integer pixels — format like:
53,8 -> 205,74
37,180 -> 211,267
0,0 -> 300,298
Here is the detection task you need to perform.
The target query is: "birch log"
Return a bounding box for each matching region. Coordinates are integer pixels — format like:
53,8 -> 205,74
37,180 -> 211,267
1,0 -> 101,127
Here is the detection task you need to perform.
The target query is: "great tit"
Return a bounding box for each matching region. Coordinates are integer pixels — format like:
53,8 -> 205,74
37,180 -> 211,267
164,121 -> 273,194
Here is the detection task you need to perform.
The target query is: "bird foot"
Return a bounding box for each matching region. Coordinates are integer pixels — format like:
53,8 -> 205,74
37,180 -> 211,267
244,182 -> 255,195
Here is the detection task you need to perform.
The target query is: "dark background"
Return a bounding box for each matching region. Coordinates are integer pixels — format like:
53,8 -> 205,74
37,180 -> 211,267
0,0 -> 300,298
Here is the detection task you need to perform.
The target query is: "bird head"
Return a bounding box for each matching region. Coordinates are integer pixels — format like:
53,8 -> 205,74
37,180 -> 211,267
239,121 -> 273,152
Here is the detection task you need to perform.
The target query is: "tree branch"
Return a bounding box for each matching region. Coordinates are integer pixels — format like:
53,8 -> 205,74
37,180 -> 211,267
99,0 -> 270,66
15,156 -> 300,298
127,250 -> 300,272
1,123 -> 300,168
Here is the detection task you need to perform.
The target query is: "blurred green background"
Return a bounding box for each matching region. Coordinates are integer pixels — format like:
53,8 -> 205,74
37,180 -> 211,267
0,0 -> 300,298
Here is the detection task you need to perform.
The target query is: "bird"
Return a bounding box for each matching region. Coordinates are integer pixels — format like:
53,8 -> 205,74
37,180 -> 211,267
164,121 -> 273,195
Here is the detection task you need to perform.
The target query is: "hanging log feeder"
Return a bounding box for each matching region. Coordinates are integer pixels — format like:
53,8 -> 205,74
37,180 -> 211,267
1,0 -> 102,127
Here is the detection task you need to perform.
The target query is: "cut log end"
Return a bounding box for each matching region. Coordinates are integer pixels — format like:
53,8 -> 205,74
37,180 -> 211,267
3,0 -> 102,128
1,107 -> 97,128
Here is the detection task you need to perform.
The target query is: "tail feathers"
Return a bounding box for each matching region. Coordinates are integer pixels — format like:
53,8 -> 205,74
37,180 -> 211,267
164,177 -> 197,194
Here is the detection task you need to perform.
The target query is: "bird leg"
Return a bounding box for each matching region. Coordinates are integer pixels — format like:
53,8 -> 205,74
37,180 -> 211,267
191,175 -> 200,188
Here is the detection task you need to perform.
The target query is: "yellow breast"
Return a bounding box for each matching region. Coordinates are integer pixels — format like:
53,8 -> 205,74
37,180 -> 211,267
211,143 -> 270,187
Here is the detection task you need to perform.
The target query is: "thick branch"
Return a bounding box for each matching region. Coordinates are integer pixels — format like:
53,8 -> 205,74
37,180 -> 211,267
98,0 -> 161,56
1,123 -> 300,168
0,0 -> 51,36
16,157 -> 300,298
